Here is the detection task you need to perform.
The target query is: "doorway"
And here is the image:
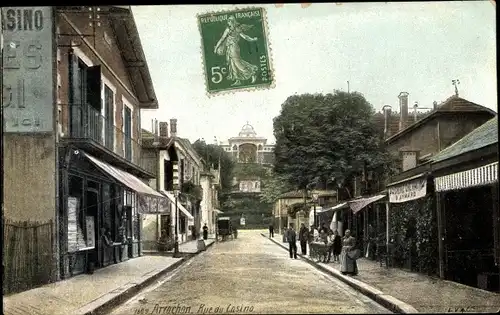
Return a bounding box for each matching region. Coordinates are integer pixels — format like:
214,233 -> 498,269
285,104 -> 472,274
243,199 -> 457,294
85,181 -> 100,272
444,186 -> 495,289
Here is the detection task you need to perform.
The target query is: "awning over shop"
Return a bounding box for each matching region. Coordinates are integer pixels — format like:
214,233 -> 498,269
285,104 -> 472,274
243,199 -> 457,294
161,190 -> 194,221
214,209 -> 223,214
434,161 -> 498,192
82,152 -> 168,214
321,202 -> 349,213
348,195 -> 386,213
388,173 -> 428,203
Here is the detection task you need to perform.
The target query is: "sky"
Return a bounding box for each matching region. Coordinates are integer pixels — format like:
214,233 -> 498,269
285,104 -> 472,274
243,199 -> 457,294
132,2 -> 497,145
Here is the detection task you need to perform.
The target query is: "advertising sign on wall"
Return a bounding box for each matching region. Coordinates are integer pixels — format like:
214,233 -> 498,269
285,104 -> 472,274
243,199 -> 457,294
389,178 -> 427,203
2,7 -> 54,133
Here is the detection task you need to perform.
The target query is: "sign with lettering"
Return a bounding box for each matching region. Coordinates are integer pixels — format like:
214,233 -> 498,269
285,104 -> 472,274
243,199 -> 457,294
388,178 -> 427,203
2,7 -> 54,133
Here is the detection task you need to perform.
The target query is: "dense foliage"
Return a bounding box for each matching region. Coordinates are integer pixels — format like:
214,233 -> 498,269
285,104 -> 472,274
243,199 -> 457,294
259,172 -> 294,204
232,163 -> 271,179
273,91 -> 392,190
389,195 -> 438,275
192,140 -> 234,192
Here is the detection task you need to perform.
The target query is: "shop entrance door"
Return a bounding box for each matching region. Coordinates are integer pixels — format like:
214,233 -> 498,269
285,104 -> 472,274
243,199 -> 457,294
85,181 -> 100,272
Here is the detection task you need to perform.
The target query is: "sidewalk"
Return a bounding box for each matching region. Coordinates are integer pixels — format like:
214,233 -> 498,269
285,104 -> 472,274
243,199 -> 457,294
3,239 -> 215,315
143,237 -> 216,255
265,234 -> 500,313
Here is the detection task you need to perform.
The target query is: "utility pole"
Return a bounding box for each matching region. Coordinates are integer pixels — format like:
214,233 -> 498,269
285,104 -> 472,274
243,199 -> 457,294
173,190 -> 180,258
1,8 -> 5,295
347,81 -> 350,94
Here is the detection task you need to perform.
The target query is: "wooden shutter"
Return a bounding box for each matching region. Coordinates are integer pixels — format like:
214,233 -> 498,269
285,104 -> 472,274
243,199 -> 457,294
86,66 -> 102,141
68,50 -> 82,137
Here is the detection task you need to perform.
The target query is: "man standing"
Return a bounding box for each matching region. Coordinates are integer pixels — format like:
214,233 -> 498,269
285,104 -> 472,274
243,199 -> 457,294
269,224 -> 274,238
299,223 -> 309,255
286,224 -> 298,259
203,223 -> 208,240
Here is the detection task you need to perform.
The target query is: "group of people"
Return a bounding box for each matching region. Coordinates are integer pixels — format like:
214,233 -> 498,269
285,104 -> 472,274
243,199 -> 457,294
284,223 -> 359,276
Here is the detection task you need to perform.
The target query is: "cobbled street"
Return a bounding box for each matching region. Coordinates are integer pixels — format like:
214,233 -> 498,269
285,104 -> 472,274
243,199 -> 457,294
108,230 -> 390,315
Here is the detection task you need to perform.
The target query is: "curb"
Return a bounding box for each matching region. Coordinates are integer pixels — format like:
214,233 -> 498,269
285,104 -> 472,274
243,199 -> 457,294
262,234 -> 418,314
77,240 -> 216,315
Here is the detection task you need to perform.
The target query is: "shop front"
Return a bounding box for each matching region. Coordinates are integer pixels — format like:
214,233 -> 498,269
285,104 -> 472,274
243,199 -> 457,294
161,191 -> 195,244
346,194 -> 387,259
387,171 -> 437,274
59,148 -> 168,278
434,161 -> 499,291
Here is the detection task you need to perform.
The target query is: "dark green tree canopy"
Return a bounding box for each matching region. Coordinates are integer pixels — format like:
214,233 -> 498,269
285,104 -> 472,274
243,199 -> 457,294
273,90 -> 392,190
192,140 -> 234,192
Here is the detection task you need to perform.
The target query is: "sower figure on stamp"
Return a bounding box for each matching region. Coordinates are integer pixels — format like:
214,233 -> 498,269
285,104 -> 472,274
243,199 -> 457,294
214,15 -> 258,86
286,223 -> 298,259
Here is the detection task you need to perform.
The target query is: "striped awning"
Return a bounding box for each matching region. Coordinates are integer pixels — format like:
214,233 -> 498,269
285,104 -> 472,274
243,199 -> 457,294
348,194 -> 386,213
434,161 -> 498,192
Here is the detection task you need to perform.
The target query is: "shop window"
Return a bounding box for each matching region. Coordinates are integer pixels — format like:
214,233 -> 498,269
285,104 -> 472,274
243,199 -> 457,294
124,190 -> 139,241
68,175 -> 87,251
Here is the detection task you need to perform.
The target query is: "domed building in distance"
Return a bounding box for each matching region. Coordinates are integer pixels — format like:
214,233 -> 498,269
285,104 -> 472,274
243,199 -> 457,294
220,122 -> 275,165
220,123 -> 275,194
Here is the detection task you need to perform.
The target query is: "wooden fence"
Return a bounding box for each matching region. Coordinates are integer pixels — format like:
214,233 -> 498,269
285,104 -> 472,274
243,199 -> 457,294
3,219 -> 55,295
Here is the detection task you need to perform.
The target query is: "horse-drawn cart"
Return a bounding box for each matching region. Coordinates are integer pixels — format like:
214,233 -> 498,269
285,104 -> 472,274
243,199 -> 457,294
217,217 -> 233,242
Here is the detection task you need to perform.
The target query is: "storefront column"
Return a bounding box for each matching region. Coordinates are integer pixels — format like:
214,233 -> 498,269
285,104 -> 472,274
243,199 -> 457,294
385,201 -> 390,252
492,184 -> 499,270
436,192 -> 445,279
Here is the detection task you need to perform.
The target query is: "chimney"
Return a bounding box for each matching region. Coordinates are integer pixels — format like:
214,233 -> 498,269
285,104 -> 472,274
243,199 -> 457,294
383,105 -> 392,138
413,101 -> 418,122
170,118 -> 177,137
433,101 -> 438,110
159,121 -> 169,139
398,92 -> 409,131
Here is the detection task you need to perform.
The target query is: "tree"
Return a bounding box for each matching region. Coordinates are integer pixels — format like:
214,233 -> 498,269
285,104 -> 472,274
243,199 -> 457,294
259,172 -> 294,204
273,90 -> 392,191
192,140 -> 234,192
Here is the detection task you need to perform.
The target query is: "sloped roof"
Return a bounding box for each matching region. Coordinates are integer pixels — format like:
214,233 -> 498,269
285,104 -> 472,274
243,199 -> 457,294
141,129 -> 173,148
278,190 -> 336,199
432,116 -> 498,163
279,191 -> 304,199
386,95 -> 495,143
372,112 -> 427,138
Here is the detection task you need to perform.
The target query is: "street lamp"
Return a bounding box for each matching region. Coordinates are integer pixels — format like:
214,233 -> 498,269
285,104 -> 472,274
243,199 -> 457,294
173,190 -> 180,258
312,192 -> 319,228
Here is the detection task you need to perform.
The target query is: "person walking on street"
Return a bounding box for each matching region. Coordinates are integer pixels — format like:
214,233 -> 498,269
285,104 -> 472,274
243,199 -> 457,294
203,223 -> 208,240
332,230 -> 342,262
326,230 -> 334,263
269,224 -> 274,238
299,223 -> 309,255
286,224 -> 298,259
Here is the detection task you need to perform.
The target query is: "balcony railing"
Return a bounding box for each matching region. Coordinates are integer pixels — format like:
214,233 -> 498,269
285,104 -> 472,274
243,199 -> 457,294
59,103 -> 141,165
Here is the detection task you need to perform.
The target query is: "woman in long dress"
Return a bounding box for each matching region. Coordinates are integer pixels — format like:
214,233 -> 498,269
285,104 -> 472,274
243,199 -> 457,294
340,229 -> 358,275
214,15 -> 258,86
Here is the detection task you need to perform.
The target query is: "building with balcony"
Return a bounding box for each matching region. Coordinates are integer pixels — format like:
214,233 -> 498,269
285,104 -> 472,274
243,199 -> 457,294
141,120 -> 203,249
220,123 -> 275,165
2,6 -> 171,293
56,6 -> 170,279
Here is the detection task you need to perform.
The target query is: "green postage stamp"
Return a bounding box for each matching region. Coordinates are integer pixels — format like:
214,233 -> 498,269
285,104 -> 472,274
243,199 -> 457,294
197,7 -> 274,95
